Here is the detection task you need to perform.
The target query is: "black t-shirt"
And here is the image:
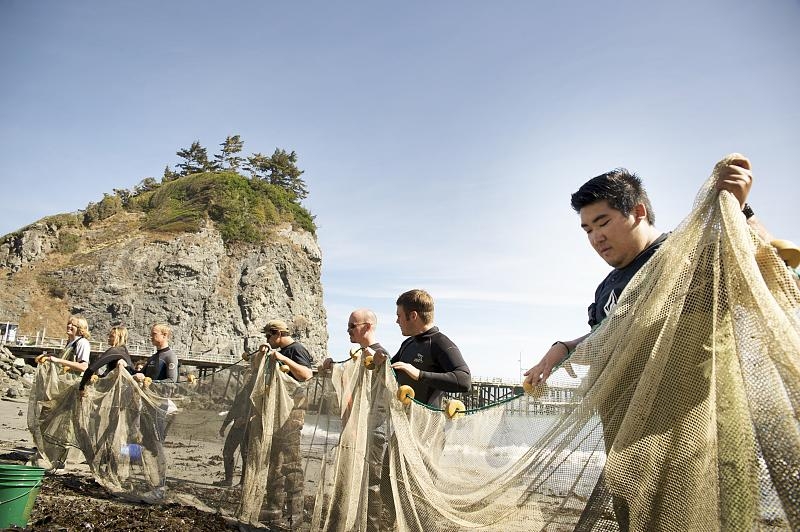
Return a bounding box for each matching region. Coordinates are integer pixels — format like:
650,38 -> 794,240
280,341 -> 313,381
588,233 -> 668,327
391,326 -> 471,407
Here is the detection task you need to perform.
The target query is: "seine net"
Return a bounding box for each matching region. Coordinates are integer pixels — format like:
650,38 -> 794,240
27,157 -> 799,531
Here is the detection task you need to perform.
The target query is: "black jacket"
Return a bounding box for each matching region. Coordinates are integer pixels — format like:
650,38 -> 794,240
392,327 -> 471,407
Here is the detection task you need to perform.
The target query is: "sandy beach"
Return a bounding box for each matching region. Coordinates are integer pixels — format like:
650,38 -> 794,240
0,393 -> 335,530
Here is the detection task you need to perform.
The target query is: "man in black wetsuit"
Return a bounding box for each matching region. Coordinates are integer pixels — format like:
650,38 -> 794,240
374,289 -> 472,529
388,289 -> 472,407
133,323 -> 178,501
134,324 -> 178,383
522,156 -> 762,531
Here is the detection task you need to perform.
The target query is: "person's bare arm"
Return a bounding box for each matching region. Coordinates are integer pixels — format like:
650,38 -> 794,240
49,356 -> 88,373
274,351 -> 313,381
523,333 -> 589,386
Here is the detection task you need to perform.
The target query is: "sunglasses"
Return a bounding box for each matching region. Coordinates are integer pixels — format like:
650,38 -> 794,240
347,322 -> 367,331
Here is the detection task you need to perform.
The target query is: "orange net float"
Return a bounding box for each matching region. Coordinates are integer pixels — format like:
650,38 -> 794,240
397,385 -> 415,406
523,380 -> 547,399
362,347 -> 376,370
363,354 -> 375,370
445,399 -> 466,419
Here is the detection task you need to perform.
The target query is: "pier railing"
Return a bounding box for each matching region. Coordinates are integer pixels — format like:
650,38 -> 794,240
3,333 -> 240,367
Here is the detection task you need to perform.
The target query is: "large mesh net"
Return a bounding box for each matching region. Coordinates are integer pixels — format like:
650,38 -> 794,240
27,160 -> 800,530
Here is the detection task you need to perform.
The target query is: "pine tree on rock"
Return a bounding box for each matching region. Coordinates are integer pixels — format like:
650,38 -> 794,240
245,148 -> 308,200
176,141 -> 213,176
214,135 -> 245,172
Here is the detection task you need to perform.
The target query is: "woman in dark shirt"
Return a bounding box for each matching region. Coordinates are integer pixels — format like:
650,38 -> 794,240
79,325 -> 132,393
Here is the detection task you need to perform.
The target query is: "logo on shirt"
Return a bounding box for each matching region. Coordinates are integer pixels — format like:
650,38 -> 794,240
603,290 -> 619,318
413,353 -> 424,365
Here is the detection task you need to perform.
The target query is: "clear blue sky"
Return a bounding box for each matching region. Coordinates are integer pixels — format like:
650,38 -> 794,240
2,0 -> 798,381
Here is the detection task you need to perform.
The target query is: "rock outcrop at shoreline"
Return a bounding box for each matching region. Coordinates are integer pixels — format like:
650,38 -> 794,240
0,346 -> 34,399
0,213 -> 328,362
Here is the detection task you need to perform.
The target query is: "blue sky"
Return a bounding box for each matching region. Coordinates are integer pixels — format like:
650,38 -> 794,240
1,1 -> 798,381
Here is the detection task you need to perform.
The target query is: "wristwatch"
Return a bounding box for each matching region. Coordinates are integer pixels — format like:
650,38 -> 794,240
742,203 -> 754,220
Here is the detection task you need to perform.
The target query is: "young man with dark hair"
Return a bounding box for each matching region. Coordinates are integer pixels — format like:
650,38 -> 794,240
523,155 -> 762,531
215,381 -> 253,487
524,157 -> 759,386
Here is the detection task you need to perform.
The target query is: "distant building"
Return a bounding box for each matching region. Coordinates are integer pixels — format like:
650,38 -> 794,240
0,321 -> 19,344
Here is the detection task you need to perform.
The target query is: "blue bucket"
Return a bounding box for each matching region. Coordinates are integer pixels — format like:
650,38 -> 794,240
121,443 -> 143,462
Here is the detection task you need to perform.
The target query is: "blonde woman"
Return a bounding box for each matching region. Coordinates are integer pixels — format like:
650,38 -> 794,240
78,325 -> 133,393
47,315 -> 91,373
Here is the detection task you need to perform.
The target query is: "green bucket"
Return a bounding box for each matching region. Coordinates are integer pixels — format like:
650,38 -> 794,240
0,464 -> 45,528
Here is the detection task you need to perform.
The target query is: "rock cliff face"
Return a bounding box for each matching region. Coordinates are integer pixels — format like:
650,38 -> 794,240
0,212 -> 328,363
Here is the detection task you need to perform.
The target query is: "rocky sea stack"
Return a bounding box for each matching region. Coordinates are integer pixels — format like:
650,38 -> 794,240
0,170 -> 327,363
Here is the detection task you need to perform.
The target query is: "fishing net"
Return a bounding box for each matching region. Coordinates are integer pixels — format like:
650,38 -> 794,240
311,156 -> 799,531
28,355 -> 257,510
26,157 -> 800,531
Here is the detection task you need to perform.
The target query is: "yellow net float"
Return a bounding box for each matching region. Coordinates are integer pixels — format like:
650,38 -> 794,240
279,364 -> 291,373
363,347 -> 375,370
187,374 -> 197,384
771,238 -> 800,268
35,354 -> 48,364
90,374 -> 99,384
397,385 -> 415,406
445,399 -> 466,419
523,380 -> 547,399
143,376 -> 153,388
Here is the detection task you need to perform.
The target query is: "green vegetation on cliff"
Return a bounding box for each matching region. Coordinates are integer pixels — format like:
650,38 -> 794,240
77,135 -> 316,243
139,171 -> 315,241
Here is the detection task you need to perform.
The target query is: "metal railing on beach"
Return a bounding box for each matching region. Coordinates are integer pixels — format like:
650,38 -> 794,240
4,333 -> 240,367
